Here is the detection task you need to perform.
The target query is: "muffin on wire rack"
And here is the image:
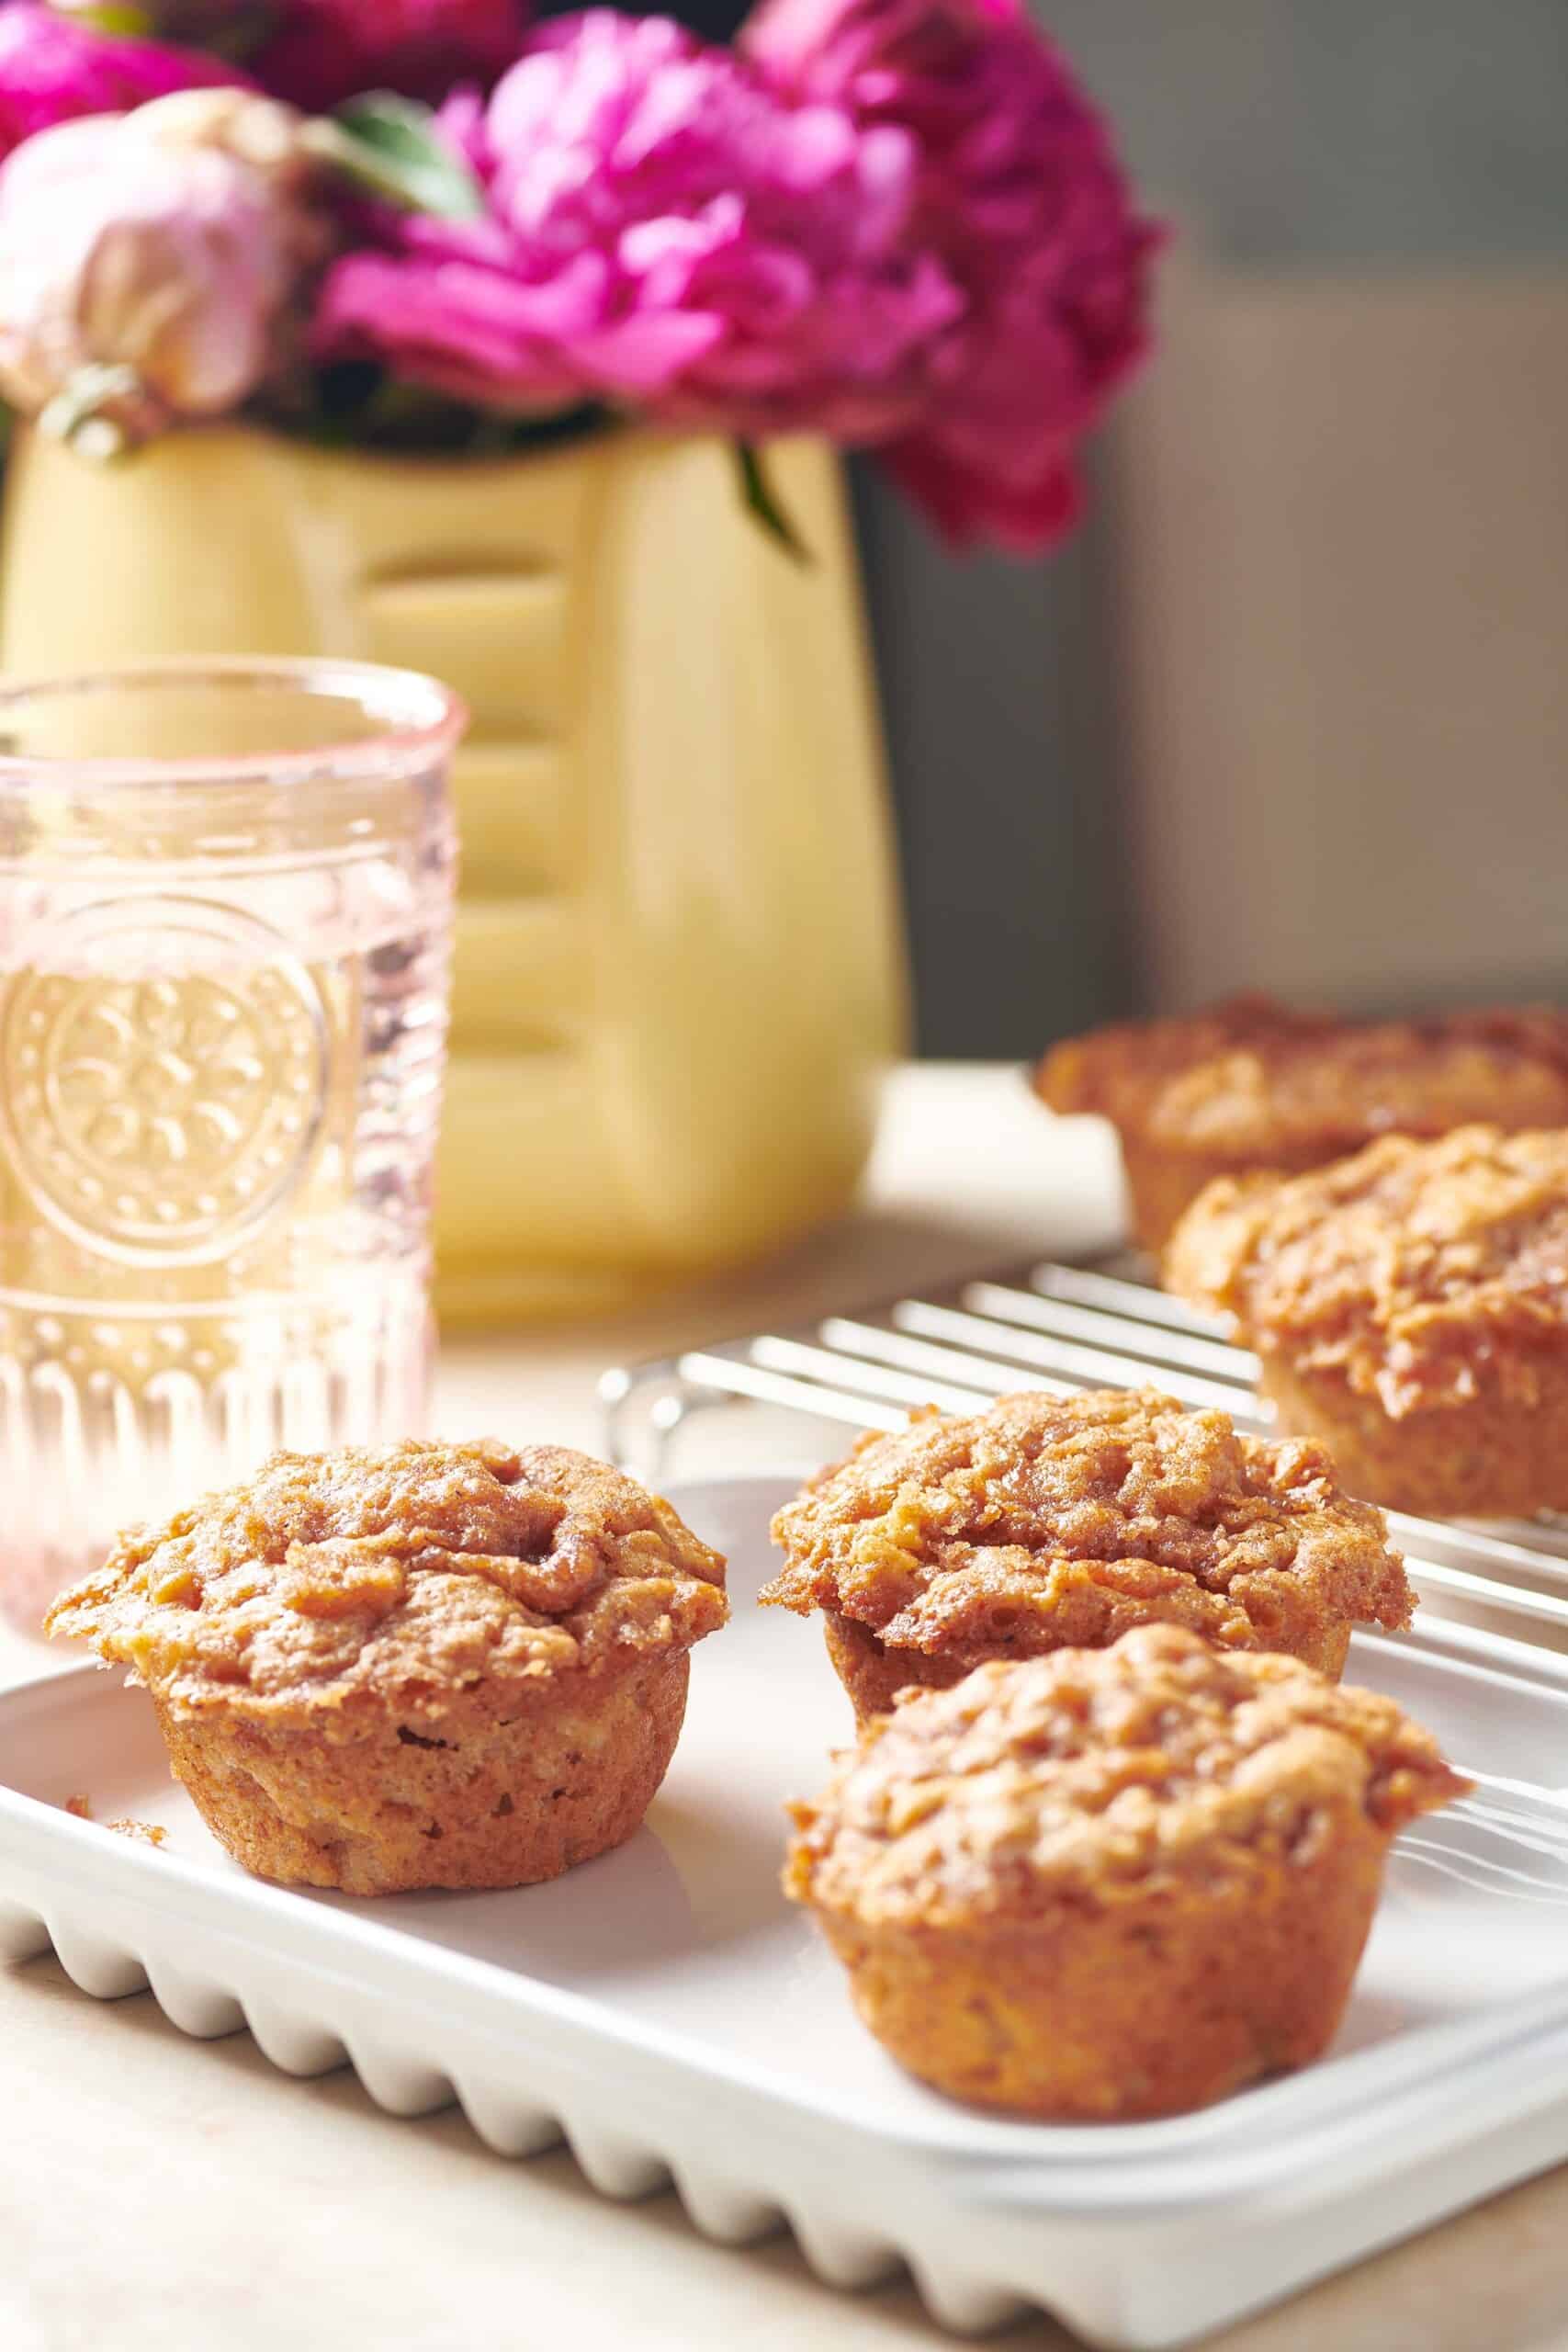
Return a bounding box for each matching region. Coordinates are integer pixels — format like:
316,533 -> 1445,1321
1168,1124 -> 1568,1520
761,1386 -> 1415,1722
785,1625 -> 1468,2120
1033,996 -> 1568,1253
45,1437 -> 728,1894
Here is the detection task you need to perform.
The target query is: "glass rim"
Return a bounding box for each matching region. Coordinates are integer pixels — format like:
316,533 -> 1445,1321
0,656 -> 468,787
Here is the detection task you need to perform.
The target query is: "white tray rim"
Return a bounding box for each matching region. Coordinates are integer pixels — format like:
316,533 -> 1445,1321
10,1589 -> 1568,2196
10,1480 -> 1568,2345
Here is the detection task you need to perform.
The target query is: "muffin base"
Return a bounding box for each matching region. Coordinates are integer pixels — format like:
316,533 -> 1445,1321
1261,1361 -> 1568,1520
812,1832 -> 1386,2120
824,1613 -> 974,1723
153,1653 -> 691,1895
823,1606 -> 1352,1727
1124,1140 -> 1335,1256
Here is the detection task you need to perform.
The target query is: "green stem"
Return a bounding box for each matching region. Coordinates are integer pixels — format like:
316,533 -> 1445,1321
735,442 -> 812,566
37,365 -> 146,460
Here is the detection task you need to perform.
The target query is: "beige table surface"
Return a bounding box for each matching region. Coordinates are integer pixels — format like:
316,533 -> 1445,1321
6,1064 -> 1568,2352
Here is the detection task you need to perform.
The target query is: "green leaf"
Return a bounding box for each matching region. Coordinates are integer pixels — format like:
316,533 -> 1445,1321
51,0 -> 276,51
47,5 -> 155,34
316,95 -> 487,222
734,442 -> 812,566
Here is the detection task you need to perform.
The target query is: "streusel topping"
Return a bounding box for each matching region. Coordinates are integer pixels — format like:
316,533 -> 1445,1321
1036,998 -> 1568,1159
1168,1125 -> 1568,1416
786,1625 -> 1465,1928
45,1439 -> 728,1719
762,1388 -> 1412,1654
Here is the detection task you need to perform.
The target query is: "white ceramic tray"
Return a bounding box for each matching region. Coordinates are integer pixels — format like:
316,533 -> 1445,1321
8,1475 -> 1568,2349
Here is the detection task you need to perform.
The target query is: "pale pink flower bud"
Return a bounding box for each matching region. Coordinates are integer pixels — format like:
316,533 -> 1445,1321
129,86 -> 313,190
0,100 -> 323,452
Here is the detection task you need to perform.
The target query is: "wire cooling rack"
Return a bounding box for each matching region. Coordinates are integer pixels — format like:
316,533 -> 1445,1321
600,1252 -> 1568,1657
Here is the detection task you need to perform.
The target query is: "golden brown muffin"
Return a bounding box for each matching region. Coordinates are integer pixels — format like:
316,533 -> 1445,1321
1033,995 -> 1568,1251
44,1438 -> 728,1894
1168,1125 -> 1568,1519
761,1388 -> 1414,1721
786,1625 -> 1466,2120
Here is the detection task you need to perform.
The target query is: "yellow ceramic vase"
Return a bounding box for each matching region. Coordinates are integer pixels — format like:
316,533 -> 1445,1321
0,424 -> 908,1324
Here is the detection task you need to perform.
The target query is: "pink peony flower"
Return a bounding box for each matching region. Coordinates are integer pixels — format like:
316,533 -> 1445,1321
252,0 -> 529,111
0,3 -> 242,161
744,0 -> 1162,552
0,94 -> 325,448
312,11 -> 962,438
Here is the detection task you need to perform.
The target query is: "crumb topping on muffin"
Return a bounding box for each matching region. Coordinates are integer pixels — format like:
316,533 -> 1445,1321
786,1625 -> 1466,1928
1035,998 -> 1568,1159
1037,995 -> 1331,1131
1168,1125 -> 1568,1418
762,1388 -> 1413,1661
45,1439 -> 728,1720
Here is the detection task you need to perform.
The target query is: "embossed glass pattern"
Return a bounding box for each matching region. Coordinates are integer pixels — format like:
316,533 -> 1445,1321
0,661 -> 462,1625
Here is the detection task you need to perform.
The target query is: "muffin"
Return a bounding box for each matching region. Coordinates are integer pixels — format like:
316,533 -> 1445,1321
1033,995 -> 1568,1251
44,1438 -> 728,1895
785,1625 -> 1467,2120
1168,1125 -> 1568,1519
761,1387 -> 1414,1722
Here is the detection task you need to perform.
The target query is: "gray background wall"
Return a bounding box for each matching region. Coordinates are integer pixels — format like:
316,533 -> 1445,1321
853,0 -> 1568,1057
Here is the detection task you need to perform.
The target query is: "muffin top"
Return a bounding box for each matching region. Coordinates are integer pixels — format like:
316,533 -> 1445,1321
1034,996 -> 1568,1159
1168,1125 -> 1568,1418
44,1439 -> 728,1723
785,1625 -> 1466,1929
762,1388 -> 1412,1657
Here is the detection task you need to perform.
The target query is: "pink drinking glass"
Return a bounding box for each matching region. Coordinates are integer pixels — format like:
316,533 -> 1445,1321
0,659 -> 464,1629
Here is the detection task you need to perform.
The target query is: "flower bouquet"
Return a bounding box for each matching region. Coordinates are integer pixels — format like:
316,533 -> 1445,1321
0,0 -> 1161,1322
0,0 -> 1158,553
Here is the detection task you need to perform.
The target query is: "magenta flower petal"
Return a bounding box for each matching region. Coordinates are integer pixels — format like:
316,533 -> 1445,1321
0,5 -> 243,161
743,0 -> 1162,551
312,8 -> 964,440
316,253 -> 580,405
306,0 -> 1156,552
570,311 -> 728,396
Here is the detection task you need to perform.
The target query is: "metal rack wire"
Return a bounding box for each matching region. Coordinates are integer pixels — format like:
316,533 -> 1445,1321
602,1252 -> 1568,1654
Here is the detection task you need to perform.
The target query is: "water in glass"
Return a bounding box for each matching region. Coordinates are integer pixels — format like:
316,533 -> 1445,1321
0,663 -> 461,1625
